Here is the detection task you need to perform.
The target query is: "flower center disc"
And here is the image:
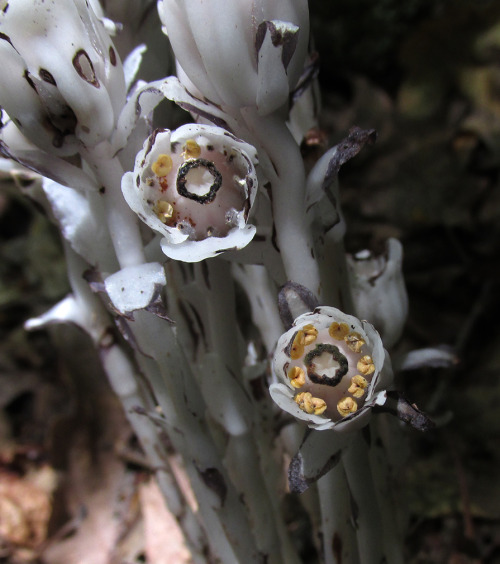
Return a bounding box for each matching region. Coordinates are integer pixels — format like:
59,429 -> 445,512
305,344 -> 348,387
177,158 -> 222,204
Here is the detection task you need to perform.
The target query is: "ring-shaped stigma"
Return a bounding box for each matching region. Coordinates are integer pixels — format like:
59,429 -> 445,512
176,158 -> 223,204
304,343 -> 349,387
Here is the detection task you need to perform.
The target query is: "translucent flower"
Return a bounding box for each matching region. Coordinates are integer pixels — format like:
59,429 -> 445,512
122,123 -> 258,262
0,0 -> 125,155
157,0 -> 309,115
270,306 -> 392,431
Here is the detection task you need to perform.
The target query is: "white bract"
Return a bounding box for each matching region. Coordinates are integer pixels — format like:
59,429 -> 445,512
270,306 -> 391,431
0,0 -> 125,155
157,0 -> 309,115
122,123 -> 258,262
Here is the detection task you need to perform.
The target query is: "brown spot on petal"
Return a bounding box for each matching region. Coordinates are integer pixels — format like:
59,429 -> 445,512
39,68 -> 56,85
0,31 -> 14,48
23,70 -> 37,92
72,49 -> 100,87
109,46 -> 117,66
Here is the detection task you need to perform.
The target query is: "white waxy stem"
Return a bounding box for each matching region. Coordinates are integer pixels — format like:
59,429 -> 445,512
271,306 -> 390,431
122,123 -> 259,262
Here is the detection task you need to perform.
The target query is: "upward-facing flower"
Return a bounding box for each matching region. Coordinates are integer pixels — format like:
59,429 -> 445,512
157,0 -> 309,115
0,0 -> 125,156
122,123 -> 258,261
270,306 -> 392,431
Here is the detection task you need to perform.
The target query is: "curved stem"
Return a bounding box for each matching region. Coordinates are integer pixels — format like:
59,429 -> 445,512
319,235 -> 355,313
240,108 -> 321,296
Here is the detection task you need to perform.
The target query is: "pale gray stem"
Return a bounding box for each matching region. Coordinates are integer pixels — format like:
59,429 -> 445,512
130,310 -> 265,564
317,464 -> 360,564
81,142 -> 146,269
200,260 -> 300,562
369,417 -> 406,564
342,432 -> 386,564
232,263 -> 283,355
64,245 -> 209,561
318,234 -> 355,313
240,108 -> 321,296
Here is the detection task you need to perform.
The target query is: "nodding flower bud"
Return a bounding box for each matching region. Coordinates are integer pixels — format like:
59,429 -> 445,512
157,0 -> 309,115
270,306 -> 391,431
122,123 -> 258,262
0,0 -> 125,155
347,238 -> 408,349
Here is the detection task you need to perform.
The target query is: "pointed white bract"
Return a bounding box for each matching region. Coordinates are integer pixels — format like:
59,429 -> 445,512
0,0 -> 125,155
104,262 -> 166,316
122,123 -> 258,262
270,306 -> 392,431
157,0 -> 309,114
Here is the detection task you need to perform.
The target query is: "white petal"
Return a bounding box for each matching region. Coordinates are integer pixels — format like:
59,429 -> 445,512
112,79 -> 164,153
123,44 -> 147,90
158,0 -> 223,104
269,383 -> 333,428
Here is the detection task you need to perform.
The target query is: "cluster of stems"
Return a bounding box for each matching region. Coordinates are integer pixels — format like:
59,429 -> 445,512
0,1 -> 435,562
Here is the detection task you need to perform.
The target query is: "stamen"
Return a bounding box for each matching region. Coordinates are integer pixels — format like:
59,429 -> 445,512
287,366 -> 305,388
152,154 -> 173,177
295,392 -> 327,415
329,322 -> 349,340
154,200 -> 174,223
357,355 -> 375,376
302,323 -> 318,345
337,397 -> 357,417
348,375 -> 369,398
290,330 -> 306,359
344,331 -> 365,353
183,139 -> 201,159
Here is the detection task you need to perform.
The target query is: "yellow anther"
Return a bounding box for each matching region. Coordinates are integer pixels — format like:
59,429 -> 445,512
154,200 -> 174,223
183,139 -> 201,159
348,375 -> 369,398
357,355 -> 375,376
344,331 -> 365,353
290,330 -> 306,360
288,366 -> 306,388
152,154 -> 173,177
302,324 -> 318,346
337,397 -> 358,417
295,392 -> 327,415
329,322 -> 349,340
